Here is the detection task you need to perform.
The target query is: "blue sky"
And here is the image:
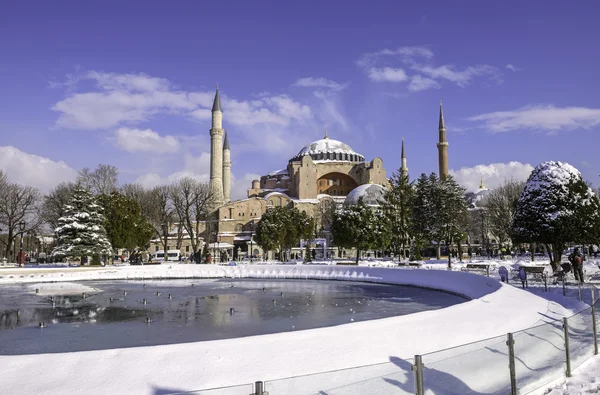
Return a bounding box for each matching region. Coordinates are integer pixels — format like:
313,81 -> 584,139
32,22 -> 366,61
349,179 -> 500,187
1,1 -> 599,198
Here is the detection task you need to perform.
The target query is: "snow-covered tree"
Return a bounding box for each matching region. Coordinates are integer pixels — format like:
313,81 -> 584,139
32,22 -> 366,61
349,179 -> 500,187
331,198 -> 391,264
381,167 -> 413,258
511,161 -> 600,271
255,205 -> 313,261
412,173 -> 468,261
52,187 -> 113,263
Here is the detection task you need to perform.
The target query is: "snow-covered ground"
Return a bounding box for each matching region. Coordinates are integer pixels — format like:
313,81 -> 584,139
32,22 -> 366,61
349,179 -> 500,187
0,262 -> 597,394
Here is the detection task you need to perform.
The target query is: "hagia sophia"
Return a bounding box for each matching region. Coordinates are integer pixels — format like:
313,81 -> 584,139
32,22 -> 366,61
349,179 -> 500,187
194,86 -> 452,260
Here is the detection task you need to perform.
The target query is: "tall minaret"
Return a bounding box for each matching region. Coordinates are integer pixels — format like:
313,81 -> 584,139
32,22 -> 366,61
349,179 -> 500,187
222,131 -> 231,203
209,85 -> 224,206
400,137 -> 408,175
437,100 -> 449,180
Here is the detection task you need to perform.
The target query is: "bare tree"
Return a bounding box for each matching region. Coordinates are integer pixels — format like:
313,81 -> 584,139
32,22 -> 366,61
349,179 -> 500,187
170,177 -> 213,259
42,182 -> 76,231
0,181 -> 43,261
78,164 -> 119,195
146,185 -> 176,254
480,180 -> 525,247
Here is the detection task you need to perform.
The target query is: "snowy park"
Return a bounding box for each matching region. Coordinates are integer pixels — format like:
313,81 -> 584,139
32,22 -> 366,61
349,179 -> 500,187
0,261 -> 599,394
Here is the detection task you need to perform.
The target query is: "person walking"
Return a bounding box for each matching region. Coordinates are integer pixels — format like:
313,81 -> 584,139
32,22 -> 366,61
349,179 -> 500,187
568,247 -> 584,283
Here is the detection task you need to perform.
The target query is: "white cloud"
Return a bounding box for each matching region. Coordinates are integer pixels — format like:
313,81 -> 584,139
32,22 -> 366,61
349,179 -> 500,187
0,146 -> 78,193
468,105 -> 600,133
134,151 -> 259,200
358,45 -> 501,91
113,128 -> 180,153
408,75 -> 440,92
505,64 -> 518,72
293,77 -> 347,91
410,64 -> 501,87
450,162 -> 534,192
368,67 -> 408,82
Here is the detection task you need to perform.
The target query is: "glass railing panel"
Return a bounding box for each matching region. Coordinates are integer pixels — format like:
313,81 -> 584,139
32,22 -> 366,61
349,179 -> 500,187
421,334 -> 510,394
567,308 -> 595,372
265,359 -> 414,395
512,320 -> 565,393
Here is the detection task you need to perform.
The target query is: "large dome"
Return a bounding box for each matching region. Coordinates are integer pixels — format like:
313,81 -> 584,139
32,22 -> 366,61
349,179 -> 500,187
289,137 -> 365,163
344,184 -> 387,207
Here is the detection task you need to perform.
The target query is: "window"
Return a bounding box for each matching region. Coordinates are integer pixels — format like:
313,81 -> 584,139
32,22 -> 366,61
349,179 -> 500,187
277,197 -> 282,206
185,245 -> 190,252
167,245 -> 171,251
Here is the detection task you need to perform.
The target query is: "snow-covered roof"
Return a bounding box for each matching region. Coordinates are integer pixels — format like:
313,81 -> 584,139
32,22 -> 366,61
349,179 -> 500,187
264,191 -> 290,200
289,137 -> 365,163
344,184 -> 387,207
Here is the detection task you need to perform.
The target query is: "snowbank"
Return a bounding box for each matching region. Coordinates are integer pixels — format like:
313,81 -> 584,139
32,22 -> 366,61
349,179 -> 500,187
25,282 -> 101,296
0,264 -> 585,395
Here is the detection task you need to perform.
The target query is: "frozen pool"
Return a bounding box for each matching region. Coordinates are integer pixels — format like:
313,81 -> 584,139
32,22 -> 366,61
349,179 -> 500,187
0,279 -> 466,354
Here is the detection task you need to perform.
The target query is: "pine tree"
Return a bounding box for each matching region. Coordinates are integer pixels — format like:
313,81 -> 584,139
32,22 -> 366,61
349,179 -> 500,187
381,168 -> 413,259
52,187 -> 113,263
412,173 -> 468,262
511,161 -> 600,271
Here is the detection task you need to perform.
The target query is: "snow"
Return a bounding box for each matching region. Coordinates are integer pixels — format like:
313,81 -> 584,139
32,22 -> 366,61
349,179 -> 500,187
267,168 -> 289,176
544,354 -> 600,394
344,183 -> 387,206
290,138 -> 365,162
0,263 -> 590,395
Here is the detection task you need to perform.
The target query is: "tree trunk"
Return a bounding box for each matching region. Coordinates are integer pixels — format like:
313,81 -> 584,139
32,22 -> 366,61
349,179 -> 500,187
530,243 -> 536,261
544,243 -> 553,263
436,243 -> 441,260
355,249 -> 360,264
550,242 -> 564,272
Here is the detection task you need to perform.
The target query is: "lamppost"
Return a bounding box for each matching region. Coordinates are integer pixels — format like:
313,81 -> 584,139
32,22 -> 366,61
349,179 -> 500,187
161,222 -> 168,261
18,221 -> 25,267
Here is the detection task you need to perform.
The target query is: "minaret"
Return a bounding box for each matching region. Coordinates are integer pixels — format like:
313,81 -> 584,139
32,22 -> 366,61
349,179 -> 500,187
209,85 -> 224,206
222,131 -> 231,203
400,137 -> 408,175
437,100 -> 449,180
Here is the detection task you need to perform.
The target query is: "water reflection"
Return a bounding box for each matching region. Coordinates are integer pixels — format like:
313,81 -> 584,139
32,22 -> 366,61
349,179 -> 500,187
0,279 -> 466,355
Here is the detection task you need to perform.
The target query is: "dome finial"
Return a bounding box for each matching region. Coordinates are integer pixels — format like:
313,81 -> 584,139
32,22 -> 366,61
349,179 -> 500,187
479,176 -> 485,189
324,128 -> 329,139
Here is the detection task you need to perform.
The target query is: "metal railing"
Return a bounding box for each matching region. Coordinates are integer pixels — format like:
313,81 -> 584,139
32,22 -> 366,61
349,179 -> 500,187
182,282 -> 599,395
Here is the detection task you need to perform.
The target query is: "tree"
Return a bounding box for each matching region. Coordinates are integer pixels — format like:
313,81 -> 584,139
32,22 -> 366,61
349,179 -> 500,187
97,192 -> 154,255
0,175 -> 43,262
412,173 -> 443,258
78,164 -> 119,195
438,175 -> 469,265
381,168 -> 413,259
42,182 -> 76,231
314,198 -> 336,236
331,198 -> 391,264
170,177 -> 214,260
52,187 -> 113,264
254,206 -> 313,261
480,180 -> 524,247
511,161 -> 600,271
412,173 -> 468,262
145,185 -> 176,254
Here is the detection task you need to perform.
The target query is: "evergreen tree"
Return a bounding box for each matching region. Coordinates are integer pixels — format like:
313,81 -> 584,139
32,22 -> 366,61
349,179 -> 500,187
255,205 -> 314,261
97,192 -> 154,255
331,198 -> 391,264
412,173 -> 468,262
52,187 -> 113,264
381,168 -> 413,259
511,161 -> 600,271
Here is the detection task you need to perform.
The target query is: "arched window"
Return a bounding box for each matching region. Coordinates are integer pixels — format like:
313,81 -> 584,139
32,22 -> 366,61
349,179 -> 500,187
235,223 -> 243,232
277,197 -> 282,206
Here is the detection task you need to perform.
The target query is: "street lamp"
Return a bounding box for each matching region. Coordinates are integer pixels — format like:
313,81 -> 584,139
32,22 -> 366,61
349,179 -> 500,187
18,221 -> 25,266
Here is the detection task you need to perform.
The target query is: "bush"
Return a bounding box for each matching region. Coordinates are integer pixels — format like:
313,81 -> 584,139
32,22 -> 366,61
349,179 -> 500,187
90,254 -> 102,266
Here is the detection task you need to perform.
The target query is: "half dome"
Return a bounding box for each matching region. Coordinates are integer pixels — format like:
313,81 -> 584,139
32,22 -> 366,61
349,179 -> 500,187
344,184 -> 387,207
289,138 -> 365,163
